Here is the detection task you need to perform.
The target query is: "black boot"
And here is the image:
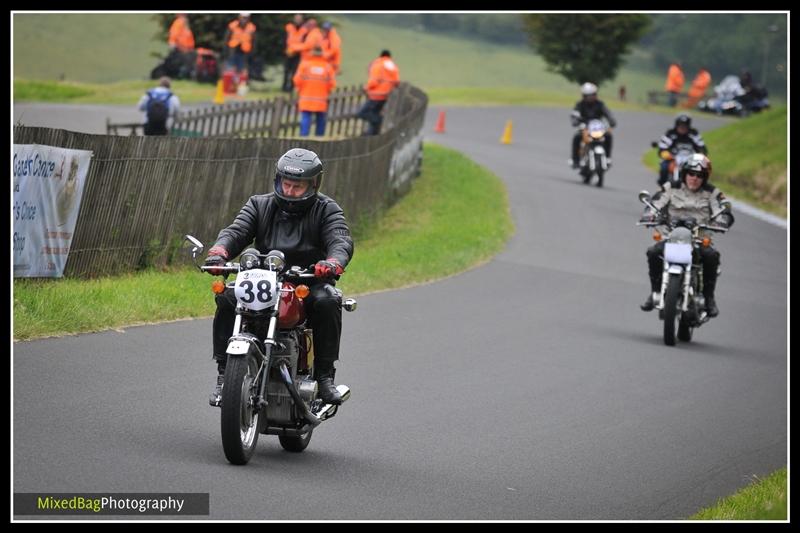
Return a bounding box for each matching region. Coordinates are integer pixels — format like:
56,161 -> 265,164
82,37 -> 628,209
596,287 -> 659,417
641,274 -> 661,312
705,294 -> 719,317
316,362 -> 342,405
641,292 -> 656,311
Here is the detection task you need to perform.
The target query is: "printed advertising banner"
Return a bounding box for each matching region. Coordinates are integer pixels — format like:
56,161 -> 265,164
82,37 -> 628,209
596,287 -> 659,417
13,144 -> 93,278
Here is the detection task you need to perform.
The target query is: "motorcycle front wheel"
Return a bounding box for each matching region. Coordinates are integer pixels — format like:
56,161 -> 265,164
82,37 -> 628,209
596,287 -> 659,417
662,273 -> 683,346
594,154 -> 605,187
220,352 -> 262,465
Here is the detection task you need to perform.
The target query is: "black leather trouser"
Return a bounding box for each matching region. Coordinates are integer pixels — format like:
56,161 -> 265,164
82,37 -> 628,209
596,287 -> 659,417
212,283 -> 342,371
646,241 -> 720,294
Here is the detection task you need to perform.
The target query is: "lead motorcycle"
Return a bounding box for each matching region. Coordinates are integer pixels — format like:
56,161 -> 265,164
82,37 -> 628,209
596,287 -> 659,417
577,119 -> 611,187
185,235 -> 357,464
636,192 -> 731,346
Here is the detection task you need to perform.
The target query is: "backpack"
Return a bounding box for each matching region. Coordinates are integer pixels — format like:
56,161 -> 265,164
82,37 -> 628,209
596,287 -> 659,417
146,90 -> 172,126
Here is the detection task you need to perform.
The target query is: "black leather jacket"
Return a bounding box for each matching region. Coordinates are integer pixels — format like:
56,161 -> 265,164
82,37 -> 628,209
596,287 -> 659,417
212,193 -> 354,270
657,127 -> 708,154
571,99 -> 617,128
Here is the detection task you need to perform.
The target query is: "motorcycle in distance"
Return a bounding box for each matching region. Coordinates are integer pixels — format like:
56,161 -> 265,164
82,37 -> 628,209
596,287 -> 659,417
184,235 -> 357,465
696,75 -> 770,117
651,141 -> 695,191
636,192 -> 731,346
577,119 -> 611,187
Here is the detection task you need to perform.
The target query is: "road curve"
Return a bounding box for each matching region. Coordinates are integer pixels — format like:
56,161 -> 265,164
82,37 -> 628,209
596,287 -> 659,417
14,105 -> 787,520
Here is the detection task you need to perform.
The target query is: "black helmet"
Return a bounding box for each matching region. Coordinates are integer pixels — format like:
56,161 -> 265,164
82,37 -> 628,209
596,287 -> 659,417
675,113 -> 692,129
680,153 -> 712,185
274,148 -> 324,213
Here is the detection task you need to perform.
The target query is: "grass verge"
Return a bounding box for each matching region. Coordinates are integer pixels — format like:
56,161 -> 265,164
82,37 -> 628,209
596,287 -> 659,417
689,468 -> 787,520
13,143 -> 513,341
13,78 -> 281,105
642,106 -> 787,218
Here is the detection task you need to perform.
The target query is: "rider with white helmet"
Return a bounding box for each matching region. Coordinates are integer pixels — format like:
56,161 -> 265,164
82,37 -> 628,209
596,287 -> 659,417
570,82 -> 617,169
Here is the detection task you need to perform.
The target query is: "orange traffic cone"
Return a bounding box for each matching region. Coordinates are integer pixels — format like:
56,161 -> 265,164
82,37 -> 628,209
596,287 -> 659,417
500,120 -> 513,145
434,110 -> 446,133
213,79 -> 225,105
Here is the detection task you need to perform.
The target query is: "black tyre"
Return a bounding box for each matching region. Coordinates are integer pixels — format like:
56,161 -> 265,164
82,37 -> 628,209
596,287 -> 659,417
663,273 -> 683,346
678,316 -> 693,342
220,353 -> 262,465
595,154 -> 605,187
279,430 -> 313,453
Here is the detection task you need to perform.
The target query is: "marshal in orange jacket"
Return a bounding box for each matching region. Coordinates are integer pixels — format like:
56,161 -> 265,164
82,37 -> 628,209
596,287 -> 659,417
293,55 -> 337,112
168,15 -> 195,52
227,19 -> 256,53
365,55 -> 400,101
665,63 -> 685,93
322,27 -> 342,74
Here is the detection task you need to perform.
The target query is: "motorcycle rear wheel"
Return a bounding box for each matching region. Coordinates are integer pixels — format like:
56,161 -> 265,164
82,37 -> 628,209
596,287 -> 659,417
279,430 -> 313,452
220,352 -> 262,465
678,316 -> 693,342
663,274 -> 683,346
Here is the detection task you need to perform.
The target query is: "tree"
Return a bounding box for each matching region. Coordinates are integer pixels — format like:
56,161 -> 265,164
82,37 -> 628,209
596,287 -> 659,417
523,14 -> 651,86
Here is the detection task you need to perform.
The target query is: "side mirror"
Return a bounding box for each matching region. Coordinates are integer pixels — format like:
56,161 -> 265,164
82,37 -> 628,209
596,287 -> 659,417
638,190 -> 652,205
184,235 -> 204,260
651,141 -> 658,148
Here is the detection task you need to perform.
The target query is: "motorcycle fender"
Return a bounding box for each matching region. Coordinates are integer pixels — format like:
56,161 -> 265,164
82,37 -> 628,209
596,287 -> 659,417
226,339 -> 251,356
593,146 -> 606,155
667,264 -> 684,275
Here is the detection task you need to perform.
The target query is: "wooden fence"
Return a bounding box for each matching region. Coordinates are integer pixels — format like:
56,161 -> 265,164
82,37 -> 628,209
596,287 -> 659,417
15,84 -> 428,278
108,84 -> 378,139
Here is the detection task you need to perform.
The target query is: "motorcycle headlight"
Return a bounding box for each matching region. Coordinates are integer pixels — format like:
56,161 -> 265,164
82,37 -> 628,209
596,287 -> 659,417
264,250 -> 286,272
590,131 -> 604,139
668,227 -> 693,244
240,250 -> 261,271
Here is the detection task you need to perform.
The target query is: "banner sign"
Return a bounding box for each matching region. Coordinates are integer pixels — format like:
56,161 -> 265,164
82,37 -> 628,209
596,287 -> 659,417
13,144 -> 93,278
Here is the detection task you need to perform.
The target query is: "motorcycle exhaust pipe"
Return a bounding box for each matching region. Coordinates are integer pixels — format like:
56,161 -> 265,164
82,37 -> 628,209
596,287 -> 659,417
277,362 -> 322,427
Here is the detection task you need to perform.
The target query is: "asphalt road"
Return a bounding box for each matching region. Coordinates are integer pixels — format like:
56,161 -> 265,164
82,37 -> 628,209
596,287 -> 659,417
13,105 -> 787,520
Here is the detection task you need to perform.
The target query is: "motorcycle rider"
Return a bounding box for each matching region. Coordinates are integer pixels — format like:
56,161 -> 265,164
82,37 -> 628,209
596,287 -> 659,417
204,148 -> 354,407
570,82 -> 617,169
656,113 -> 708,189
640,153 -> 734,317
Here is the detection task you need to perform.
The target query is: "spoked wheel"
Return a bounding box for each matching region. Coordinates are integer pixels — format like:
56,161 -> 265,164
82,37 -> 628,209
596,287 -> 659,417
279,430 -> 314,453
662,274 -> 683,346
220,353 -> 262,465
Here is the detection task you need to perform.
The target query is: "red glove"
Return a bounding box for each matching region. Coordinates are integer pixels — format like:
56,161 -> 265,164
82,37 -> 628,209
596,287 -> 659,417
205,245 -> 229,275
314,258 -> 344,279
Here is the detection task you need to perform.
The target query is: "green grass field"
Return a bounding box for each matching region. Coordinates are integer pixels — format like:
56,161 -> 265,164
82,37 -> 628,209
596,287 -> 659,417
642,106 -> 787,217
690,468 -> 787,520
14,12 -> 667,106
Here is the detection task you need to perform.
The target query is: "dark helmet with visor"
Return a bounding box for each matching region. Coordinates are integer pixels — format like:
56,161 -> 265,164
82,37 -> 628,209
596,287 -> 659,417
675,113 -> 692,129
274,148 -> 324,213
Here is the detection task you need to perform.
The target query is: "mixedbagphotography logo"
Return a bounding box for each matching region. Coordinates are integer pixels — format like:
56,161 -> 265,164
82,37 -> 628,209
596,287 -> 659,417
14,493 -> 209,516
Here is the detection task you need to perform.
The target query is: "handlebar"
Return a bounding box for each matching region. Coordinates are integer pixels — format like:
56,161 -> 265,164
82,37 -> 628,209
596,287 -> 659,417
200,264 -> 239,274
200,263 -> 320,277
